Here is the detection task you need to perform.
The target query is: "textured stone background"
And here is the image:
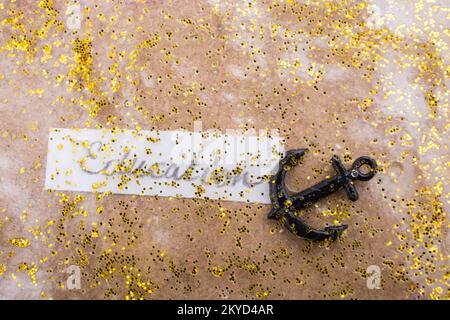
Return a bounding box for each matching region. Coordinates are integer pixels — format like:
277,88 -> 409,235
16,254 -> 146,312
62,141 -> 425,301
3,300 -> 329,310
0,0 -> 448,299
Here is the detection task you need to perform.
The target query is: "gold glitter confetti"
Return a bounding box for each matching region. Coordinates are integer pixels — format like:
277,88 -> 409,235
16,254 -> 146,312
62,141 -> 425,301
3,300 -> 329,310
9,238 -> 31,248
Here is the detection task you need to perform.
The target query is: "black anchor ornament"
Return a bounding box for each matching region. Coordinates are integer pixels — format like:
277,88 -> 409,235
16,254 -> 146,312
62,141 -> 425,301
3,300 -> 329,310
268,148 -> 377,241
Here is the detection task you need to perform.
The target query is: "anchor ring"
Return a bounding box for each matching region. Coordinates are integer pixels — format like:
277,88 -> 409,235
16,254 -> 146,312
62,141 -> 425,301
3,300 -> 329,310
351,156 -> 377,181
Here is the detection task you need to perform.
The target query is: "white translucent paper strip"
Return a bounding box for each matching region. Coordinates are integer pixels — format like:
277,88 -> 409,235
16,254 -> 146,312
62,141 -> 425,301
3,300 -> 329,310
45,128 -> 284,203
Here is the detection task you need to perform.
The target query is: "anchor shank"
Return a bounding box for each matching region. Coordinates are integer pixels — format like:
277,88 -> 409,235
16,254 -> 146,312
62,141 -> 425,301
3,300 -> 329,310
291,174 -> 346,209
